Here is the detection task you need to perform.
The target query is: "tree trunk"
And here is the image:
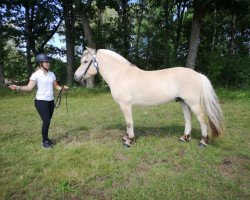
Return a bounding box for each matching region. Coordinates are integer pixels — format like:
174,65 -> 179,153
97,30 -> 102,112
186,4 -> 203,69
121,0 -> 130,57
80,13 -> 96,49
135,0 -> 144,61
28,5 -> 37,56
0,37 -> 4,85
80,12 -> 95,88
0,64 -> 3,85
65,28 -> 74,85
146,36 -> 150,66
0,8 -> 4,85
63,0 -> 75,85
163,1 -> 174,68
174,1 -> 186,61
74,0 -> 96,88
211,7 -> 217,53
229,13 -> 236,55
25,4 -> 33,78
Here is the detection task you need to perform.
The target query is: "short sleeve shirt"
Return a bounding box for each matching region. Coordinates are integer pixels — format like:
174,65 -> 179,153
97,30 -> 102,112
30,69 -> 56,101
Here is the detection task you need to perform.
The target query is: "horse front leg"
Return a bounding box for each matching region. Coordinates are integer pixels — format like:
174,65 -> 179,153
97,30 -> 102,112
119,103 -> 134,147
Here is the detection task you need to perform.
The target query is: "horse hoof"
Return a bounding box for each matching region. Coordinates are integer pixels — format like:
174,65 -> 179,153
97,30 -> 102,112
123,142 -> 131,148
178,138 -> 186,142
198,143 -> 207,148
179,135 -> 191,142
122,135 -> 129,142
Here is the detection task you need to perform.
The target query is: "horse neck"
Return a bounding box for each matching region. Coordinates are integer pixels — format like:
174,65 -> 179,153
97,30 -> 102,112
97,50 -> 130,85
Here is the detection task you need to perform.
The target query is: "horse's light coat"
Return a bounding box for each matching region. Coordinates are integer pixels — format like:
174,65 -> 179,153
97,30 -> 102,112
75,47 -> 224,146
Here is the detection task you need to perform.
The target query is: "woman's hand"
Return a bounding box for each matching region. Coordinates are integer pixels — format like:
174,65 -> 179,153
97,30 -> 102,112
9,85 -> 20,91
62,86 -> 69,92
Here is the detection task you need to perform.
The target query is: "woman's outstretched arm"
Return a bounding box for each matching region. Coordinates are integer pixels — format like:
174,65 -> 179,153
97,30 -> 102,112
9,80 -> 36,91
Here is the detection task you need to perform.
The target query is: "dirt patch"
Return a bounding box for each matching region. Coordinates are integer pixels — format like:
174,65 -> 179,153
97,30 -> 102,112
113,153 -> 129,162
11,190 -> 27,200
55,129 -> 125,145
93,130 -> 124,141
220,155 -> 249,178
83,189 -> 109,200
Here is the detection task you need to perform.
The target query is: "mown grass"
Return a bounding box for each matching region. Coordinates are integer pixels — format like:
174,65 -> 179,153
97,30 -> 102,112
0,86 -> 249,200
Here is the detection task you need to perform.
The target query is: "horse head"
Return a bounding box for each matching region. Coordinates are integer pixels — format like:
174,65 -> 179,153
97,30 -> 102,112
74,47 -> 99,82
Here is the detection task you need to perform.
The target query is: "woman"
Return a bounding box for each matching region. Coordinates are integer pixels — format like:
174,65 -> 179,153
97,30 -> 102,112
9,53 -> 68,149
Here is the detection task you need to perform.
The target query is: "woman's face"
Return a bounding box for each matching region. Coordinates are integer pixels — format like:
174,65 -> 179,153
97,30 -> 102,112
41,61 -> 50,70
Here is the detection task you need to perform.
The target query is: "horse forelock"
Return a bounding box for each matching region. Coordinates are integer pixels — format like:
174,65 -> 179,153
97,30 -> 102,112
81,51 -> 88,59
80,51 -> 91,64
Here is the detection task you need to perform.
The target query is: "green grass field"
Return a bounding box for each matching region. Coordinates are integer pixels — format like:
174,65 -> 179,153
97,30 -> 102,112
0,87 -> 249,200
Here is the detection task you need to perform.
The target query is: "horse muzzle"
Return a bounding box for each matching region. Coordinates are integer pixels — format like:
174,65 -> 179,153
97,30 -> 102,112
74,73 -> 82,82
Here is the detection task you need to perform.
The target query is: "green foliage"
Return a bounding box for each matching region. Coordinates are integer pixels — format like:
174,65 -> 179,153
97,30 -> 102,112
1,0 -> 249,88
50,58 -> 67,84
1,0 -> 62,53
3,44 -> 28,82
217,88 -> 250,100
198,53 -> 250,88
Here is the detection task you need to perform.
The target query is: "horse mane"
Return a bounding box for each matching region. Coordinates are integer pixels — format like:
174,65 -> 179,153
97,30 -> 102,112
101,49 -> 133,66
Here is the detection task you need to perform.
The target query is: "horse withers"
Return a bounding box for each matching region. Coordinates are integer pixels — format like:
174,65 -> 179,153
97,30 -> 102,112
74,47 -> 224,147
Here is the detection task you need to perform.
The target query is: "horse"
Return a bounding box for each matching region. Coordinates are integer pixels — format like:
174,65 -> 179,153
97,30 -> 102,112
74,47 -> 224,147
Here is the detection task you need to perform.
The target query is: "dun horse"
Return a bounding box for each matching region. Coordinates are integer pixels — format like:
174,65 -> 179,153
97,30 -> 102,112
74,47 -> 223,147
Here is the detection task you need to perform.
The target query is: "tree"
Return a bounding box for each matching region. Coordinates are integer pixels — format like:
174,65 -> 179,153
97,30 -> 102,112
75,0 -> 96,88
0,7 -> 5,85
174,0 -> 188,62
224,0 -> 249,55
162,0 -> 175,67
118,0 -> 131,57
62,0 -> 76,85
134,0 -> 145,61
186,0 -> 204,69
2,0 -> 63,77
0,37 -> 5,85
1,0 -> 249,88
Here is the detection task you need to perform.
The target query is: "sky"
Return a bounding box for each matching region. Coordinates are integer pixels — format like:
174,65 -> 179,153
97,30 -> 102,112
48,33 -> 67,61
48,33 -> 66,49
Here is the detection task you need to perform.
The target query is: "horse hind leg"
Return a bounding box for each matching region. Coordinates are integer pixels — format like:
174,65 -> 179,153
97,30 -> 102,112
179,100 -> 192,142
189,104 -> 209,147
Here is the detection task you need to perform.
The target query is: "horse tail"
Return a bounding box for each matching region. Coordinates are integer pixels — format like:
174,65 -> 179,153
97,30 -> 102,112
200,74 -> 224,137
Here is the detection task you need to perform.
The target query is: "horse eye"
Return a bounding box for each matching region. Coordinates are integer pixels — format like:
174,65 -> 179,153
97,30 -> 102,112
84,60 -> 88,63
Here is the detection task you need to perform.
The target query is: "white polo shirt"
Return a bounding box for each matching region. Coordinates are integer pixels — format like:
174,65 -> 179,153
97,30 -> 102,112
30,69 -> 56,101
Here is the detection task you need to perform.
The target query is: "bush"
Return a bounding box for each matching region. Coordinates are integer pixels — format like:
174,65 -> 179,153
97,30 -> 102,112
198,53 -> 250,88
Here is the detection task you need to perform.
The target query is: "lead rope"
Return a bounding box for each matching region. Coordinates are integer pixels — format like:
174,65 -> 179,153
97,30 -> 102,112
54,88 -> 68,114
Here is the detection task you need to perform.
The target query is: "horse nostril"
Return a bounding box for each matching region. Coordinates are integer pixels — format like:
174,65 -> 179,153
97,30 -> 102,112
74,74 -> 78,81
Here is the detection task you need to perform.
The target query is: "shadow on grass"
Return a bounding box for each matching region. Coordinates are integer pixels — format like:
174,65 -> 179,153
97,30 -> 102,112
52,123 -> 201,145
52,126 -> 91,144
105,123 -> 201,140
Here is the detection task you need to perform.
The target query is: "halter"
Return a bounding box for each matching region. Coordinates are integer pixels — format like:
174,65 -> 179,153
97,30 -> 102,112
83,50 -> 99,76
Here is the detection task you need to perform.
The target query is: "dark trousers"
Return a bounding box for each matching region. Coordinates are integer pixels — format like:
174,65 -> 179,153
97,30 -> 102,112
35,99 -> 54,143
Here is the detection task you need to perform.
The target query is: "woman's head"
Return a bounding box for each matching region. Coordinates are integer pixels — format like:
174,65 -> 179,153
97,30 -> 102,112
36,54 -> 51,71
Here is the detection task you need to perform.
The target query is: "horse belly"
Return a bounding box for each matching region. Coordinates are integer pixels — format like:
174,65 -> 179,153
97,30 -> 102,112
136,91 -> 176,106
130,79 -> 177,106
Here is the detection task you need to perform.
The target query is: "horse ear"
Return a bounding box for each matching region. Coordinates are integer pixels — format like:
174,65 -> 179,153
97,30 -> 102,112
86,46 -> 94,53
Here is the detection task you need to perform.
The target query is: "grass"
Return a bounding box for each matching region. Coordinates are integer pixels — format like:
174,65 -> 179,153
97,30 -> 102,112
0,86 -> 249,200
